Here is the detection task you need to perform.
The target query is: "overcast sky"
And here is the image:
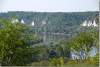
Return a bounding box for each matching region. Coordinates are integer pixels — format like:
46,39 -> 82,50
0,0 -> 99,12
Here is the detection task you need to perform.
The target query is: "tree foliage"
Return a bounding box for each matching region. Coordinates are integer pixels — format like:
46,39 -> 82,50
68,32 -> 98,60
0,19 -> 36,66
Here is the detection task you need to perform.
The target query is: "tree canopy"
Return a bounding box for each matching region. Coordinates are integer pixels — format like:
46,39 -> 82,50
0,19 -> 39,66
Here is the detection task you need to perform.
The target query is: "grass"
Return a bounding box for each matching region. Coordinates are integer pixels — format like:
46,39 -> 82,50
63,64 -> 99,67
30,61 -> 99,67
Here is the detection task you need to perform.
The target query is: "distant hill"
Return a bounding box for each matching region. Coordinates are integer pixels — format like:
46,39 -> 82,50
0,11 -> 99,45
0,11 -> 99,33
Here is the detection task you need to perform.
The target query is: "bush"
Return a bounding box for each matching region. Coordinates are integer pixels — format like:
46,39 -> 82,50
84,56 -> 99,66
39,60 -> 49,66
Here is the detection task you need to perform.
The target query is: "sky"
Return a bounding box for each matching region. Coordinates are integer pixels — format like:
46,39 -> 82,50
0,0 -> 99,12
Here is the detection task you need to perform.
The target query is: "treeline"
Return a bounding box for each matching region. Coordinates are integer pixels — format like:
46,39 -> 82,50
0,11 -> 99,33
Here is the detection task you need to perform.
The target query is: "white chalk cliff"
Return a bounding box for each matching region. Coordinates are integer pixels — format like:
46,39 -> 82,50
21,19 -> 25,24
81,20 -> 98,27
31,21 -> 35,26
11,18 -> 19,23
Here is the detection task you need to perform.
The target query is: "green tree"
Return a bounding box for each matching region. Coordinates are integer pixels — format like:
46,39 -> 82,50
69,32 -> 97,61
0,19 -> 37,66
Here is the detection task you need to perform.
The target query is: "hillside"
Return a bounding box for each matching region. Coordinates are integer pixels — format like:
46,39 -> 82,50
0,11 -> 99,45
0,11 -> 99,33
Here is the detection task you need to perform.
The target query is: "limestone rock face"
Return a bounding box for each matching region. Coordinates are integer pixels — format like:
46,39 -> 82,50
31,21 -> 35,26
11,18 -> 19,23
81,19 -> 98,27
21,19 -> 25,24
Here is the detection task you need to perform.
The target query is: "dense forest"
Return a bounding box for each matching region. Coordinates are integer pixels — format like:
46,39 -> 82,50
0,11 -> 99,66
0,11 -> 99,33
